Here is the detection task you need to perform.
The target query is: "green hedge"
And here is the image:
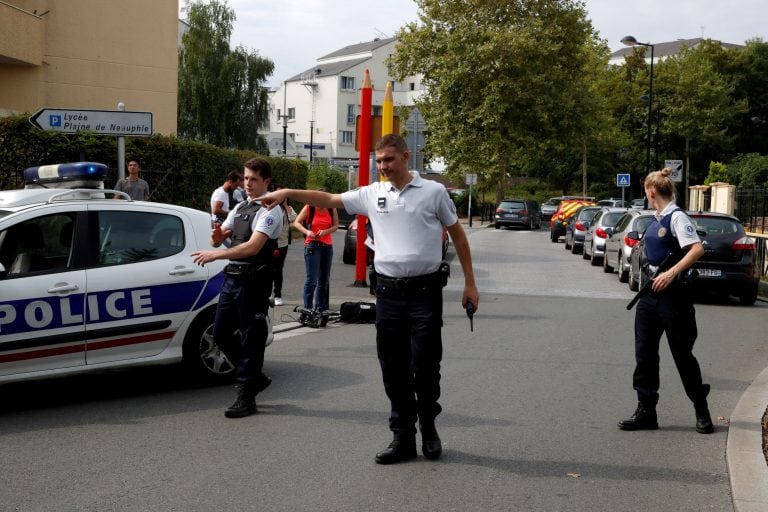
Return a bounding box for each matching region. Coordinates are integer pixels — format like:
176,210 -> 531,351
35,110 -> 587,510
0,114 -> 309,211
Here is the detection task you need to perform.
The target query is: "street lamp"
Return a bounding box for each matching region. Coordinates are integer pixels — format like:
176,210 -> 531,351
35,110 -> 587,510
621,35 -> 655,175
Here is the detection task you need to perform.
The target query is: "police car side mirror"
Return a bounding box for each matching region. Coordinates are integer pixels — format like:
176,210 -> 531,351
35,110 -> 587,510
627,230 -> 641,241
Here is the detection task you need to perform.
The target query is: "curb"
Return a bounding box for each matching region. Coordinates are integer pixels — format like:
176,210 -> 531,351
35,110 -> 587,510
728,363 -> 768,511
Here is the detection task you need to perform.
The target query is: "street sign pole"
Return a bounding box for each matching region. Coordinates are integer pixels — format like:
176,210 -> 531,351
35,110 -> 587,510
466,174 -> 478,227
117,102 -> 125,182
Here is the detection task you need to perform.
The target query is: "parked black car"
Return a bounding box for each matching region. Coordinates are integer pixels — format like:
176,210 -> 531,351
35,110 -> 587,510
627,211 -> 760,305
494,199 -> 541,229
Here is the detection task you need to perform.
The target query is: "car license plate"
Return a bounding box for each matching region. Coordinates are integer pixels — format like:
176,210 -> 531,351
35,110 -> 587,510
698,268 -> 722,277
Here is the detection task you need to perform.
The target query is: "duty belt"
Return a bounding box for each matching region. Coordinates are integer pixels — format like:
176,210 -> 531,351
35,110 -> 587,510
375,271 -> 443,291
224,263 -> 252,276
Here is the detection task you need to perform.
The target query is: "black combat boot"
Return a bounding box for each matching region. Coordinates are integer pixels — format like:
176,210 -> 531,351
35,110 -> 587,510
618,402 -> 658,431
374,433 -> 417,465
694,384 -> 714,434
419,420 -> 442,460
224,384 -> 257,418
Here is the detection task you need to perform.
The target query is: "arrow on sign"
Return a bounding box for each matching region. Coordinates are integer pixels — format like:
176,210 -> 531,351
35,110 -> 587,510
29,108 -> 153,136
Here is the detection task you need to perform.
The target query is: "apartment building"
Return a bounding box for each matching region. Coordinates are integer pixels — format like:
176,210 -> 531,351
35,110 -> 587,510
264,37 -> 428,171
0,0 -> 179,134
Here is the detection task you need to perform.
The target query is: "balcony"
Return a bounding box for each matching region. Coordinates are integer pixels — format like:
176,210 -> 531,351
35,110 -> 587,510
0,2 -> 44,66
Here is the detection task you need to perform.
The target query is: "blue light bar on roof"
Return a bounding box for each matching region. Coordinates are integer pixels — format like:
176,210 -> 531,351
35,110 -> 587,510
23,162 -> 108,184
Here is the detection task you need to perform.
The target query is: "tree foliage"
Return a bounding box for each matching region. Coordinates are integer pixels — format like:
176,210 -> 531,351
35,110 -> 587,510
178,0 -> 274,151
389,0 -> 604,202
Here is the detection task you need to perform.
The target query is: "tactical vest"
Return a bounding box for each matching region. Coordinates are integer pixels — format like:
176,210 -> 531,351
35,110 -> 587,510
230,200 -> 277,265
643,208 -> 684,266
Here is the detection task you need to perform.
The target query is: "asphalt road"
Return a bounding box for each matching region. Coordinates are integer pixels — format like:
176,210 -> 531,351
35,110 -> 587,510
1,224 -> 766,511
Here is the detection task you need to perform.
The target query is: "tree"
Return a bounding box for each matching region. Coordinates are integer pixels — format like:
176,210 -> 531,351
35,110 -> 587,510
388,0 -> 604,203
654,40 -> 746,198
178,0 -> 273,151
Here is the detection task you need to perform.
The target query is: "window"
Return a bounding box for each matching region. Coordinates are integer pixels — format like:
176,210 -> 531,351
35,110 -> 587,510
287,108 -> 295,120
276,109 -> 281,121
347,104 -> 355,125
409,82 -> 415,91
0,213 -> 77,277
341,131 -> 354,145
97,211 -> 184,266
340,76 -> 355,90
372,106 -> 382,116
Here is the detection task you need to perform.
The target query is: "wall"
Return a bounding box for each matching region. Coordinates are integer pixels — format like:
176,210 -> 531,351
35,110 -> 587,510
0,0 -> 178,134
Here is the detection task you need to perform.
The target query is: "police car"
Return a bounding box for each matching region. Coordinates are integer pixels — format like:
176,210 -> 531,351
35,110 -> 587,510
0,162 -> 273,384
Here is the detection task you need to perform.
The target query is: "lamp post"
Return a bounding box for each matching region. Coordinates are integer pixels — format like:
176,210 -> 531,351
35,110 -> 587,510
621,36 -> 655,176
280,114 -> 288,156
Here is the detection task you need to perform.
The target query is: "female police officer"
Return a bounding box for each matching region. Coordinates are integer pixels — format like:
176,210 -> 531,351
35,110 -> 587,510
618,168 -> 713,434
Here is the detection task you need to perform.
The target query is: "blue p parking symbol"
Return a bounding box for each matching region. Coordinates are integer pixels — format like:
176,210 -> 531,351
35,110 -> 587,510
50,115 -> 62,127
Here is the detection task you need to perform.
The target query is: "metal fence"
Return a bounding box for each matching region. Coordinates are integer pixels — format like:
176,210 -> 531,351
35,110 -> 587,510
735,188 -> 768,235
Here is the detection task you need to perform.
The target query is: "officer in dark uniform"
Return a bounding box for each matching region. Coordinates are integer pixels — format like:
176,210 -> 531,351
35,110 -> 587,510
192,158 -> 282,418
619,168 -> 713,434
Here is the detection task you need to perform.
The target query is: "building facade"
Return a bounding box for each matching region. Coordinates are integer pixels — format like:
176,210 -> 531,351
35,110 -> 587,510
0,0 -> 179,134
264,37 -> 427,171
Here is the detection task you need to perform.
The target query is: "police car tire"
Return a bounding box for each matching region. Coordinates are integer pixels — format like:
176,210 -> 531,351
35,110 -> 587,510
629,266 -> 639,291
182,307 -> 235,382
564,235 -> 571,251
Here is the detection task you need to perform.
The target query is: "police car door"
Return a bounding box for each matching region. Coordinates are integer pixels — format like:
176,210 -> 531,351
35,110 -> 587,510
0,210 -> 87,377
83,205 -> 204,364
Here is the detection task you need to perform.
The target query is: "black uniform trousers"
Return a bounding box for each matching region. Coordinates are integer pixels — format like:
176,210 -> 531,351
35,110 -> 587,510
633,285 -> 707,407
375,281 -> 443,435
213,267 -> 272,389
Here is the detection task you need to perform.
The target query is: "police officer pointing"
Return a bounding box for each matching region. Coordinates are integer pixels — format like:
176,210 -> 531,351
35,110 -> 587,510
192,158 -> 282,418
259,134 -> 479,464
619,168 -> 713,434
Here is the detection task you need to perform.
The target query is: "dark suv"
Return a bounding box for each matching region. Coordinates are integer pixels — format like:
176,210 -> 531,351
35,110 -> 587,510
494,199 -> 541,230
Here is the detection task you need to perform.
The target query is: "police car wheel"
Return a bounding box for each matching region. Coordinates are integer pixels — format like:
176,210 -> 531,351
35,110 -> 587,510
182,307 -> 235,381
629,265 -> 639,291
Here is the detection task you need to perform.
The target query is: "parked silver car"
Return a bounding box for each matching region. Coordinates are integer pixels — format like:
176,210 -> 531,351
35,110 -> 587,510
563,205 -> 601,254
582,207 -> 630,266
602,209 -> 654,281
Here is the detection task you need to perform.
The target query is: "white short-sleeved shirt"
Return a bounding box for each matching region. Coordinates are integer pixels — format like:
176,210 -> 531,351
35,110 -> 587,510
210,186 -> 229,221
341,172 -> 458,278
656,201 -> 700,249
223,200 -> 283,264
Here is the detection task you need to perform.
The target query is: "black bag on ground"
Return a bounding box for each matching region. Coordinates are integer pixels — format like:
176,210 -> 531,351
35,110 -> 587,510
339,302 -> 376,323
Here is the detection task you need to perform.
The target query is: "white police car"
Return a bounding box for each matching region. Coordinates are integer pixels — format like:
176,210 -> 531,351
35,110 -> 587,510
0,162 -> 273,384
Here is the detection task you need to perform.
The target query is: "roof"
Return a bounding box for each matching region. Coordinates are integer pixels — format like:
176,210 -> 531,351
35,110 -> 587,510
286,57 -> 370,83
610,38 -> 745,61
285,37 -> 397,83
318,37 -> 396,61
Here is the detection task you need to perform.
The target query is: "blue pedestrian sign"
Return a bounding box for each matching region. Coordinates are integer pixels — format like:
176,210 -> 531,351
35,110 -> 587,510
617,174 -> 631,187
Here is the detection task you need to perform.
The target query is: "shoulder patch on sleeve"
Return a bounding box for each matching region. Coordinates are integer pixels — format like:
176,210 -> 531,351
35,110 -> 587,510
685,224 -> 695,235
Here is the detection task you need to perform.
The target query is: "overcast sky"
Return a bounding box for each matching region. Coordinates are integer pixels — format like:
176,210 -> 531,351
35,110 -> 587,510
181,0 -> 768,88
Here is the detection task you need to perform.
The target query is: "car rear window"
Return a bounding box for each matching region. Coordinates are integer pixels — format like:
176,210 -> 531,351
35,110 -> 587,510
499,201 -> 525,210
692,217 -> 742,235
635,216 -> 653,233
602,212 -> 626,226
